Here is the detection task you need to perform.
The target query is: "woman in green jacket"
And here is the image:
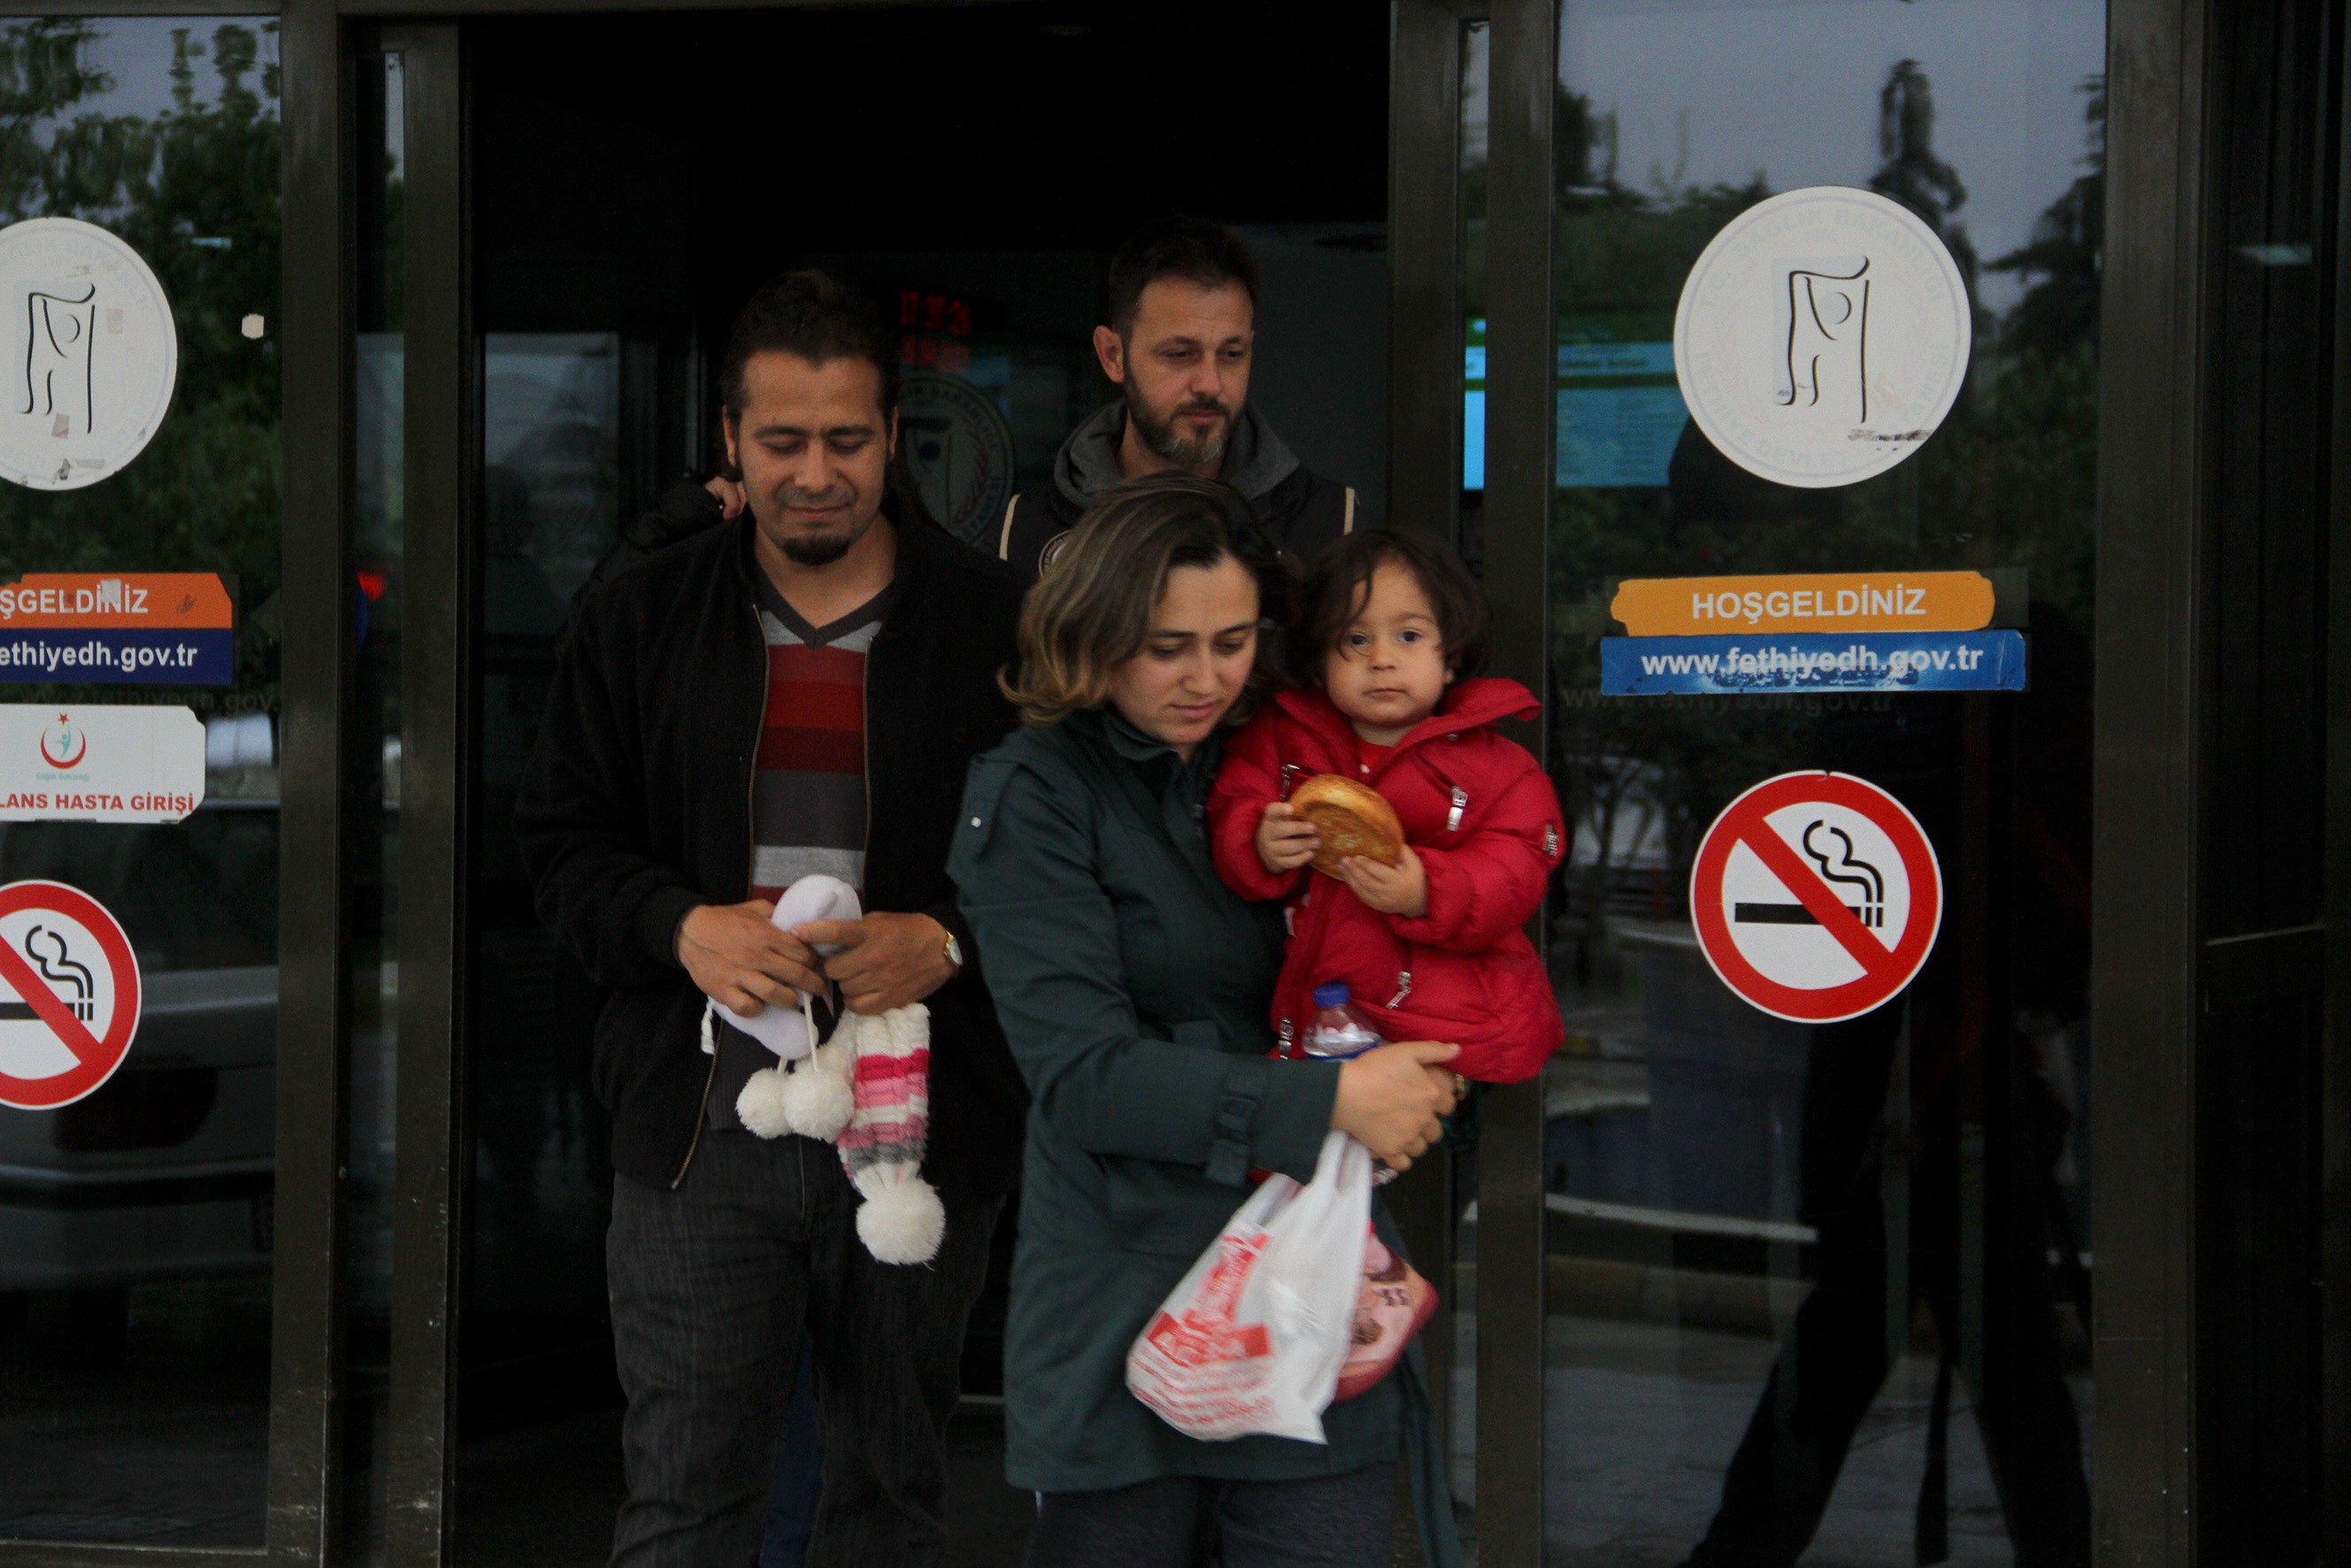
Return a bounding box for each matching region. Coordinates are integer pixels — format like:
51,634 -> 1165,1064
949,475 -> 1464,1567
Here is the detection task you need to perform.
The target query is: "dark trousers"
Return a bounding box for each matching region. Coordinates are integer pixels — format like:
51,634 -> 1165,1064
607,1131 -> 1002,1568
1025,1464 -> 1397,1568
758,1337 -> 823,1568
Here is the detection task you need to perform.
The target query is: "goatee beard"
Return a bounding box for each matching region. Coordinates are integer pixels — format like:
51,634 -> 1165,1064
1128,388 -> 1232,471
780,530 -> 856,566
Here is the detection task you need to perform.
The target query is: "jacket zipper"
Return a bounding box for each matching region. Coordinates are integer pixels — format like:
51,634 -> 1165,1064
858,637 -> 873,926
1277,872 -> 1342,1051
671,593 -> 769,1189
1278,720 -> 1481,1039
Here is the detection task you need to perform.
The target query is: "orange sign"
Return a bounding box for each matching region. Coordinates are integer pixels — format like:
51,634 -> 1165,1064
0,573 -> 232,630
1610,572 -> 1994,637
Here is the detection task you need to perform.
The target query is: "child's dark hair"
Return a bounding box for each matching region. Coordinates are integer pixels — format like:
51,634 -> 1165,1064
1298,529 -> 1489,682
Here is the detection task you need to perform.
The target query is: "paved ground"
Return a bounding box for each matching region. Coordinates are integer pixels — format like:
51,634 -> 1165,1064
1531,1314 -> 2048,1566
4,1284 -> 2087,1565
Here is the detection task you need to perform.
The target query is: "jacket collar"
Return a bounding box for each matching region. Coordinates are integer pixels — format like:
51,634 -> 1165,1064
1271,676 -> 1540,758
1051,400 -> 1302,510
1065,706 -> 1225,779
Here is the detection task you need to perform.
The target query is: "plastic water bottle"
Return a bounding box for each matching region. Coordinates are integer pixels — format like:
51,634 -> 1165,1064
1302,982 -> 1383,1060
1302,983 -> 1403,1186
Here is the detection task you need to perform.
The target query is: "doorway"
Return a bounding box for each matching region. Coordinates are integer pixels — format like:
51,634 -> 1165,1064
380,7 -> 1399,1562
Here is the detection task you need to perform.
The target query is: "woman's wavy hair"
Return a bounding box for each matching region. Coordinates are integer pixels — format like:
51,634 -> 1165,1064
1002,473 -> 1289,727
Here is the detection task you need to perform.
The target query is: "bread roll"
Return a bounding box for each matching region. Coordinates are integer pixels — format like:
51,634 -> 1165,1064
1288,773 -> 1405,877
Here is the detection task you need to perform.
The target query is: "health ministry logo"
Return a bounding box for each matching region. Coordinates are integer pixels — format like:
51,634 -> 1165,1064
0,218 -> 180,492
1674,188 -> 1971,489
37,716 -> 85,772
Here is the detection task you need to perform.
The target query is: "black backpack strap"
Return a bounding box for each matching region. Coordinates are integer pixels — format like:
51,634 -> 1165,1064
1263,468 -> 1356,567
997,486 -> 1084,584
995,492 -> 1022,561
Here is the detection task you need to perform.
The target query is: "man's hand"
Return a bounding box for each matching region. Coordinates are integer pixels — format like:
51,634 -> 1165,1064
1338,844 -> 1428,918
678,901 -> 826,1018
1256,801 -> 1320,874
704,473 -> 747,518
794,911 -> 956,1015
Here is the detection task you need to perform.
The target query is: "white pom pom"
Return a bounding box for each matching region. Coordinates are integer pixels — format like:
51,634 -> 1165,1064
855,1176 -> 946,1264
780,1039 -> 855,1141
735,1066 -> 793,1139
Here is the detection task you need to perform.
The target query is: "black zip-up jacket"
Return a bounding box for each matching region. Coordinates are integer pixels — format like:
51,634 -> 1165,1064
515,511 -> 1030,1197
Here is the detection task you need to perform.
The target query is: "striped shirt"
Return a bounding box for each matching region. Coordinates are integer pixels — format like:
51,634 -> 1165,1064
711,574 -> 893,1130
749,576 -> 891,900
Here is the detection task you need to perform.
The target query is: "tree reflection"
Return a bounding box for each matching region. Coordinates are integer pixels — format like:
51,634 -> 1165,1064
0,19 -> 282,700
1546,54 -> 2103,1568
1551,58 -> 2105,960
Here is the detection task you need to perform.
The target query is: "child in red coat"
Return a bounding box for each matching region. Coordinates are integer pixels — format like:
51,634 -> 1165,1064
1209,529 -> 1567,1084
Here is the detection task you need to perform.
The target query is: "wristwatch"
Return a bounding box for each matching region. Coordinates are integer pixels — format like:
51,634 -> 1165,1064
942,930 -> 964,972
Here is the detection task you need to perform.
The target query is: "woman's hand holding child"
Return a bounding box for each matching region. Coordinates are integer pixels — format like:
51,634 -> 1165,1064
1330,1040 -> 1460,1171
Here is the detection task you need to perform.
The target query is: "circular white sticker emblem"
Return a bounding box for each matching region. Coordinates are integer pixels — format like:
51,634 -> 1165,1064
1673,187 -> 1970,490
0,217 -> 179,492
899,371 -> 1016,549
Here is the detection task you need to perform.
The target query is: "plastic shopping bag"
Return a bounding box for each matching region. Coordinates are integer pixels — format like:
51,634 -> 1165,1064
1333,1229 -> 1437,1402
1126,1130 -> 1372,1444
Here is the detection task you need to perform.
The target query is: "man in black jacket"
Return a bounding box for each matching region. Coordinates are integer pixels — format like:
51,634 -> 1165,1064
516,273 -> 1027,1568
995,216 -> 1356,582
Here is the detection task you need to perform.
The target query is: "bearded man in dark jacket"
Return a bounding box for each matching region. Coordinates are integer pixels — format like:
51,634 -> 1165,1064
515,272 -> 1026,1568
995,216 -> 1356,582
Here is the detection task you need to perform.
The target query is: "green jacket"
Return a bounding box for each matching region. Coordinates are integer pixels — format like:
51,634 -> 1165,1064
952,709 -> 1464,1563
949,707 -> 1403,1489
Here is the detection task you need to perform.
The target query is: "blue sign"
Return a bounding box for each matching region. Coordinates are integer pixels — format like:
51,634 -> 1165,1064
0,629 -> 234,686
1601,631 -> 2027,696
1557,385 -> 1688,488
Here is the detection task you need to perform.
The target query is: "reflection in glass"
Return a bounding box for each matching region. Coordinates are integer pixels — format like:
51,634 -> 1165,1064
0,15 -> 282,1547
469,332 -> 618,1368
1543,4 -> 2100,1563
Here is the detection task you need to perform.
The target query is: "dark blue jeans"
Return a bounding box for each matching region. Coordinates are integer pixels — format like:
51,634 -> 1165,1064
759,1338 -> 822,1568
606,1131 -> 1002,1568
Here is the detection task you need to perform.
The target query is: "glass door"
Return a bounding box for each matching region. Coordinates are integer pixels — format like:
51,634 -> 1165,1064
376,5 -> 1410,1563
1471,0 -> 2107,1561
0,11 -> 338,1564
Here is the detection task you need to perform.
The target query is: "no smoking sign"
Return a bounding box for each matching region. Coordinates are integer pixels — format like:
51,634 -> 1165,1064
1690,772 -> 1941,1023
0,879 -> 141,1109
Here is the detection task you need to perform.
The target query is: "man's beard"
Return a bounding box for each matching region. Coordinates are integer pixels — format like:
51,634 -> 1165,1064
765,484 -> 872,565
1127,385 -> 1234,472
780,528 -> 857,565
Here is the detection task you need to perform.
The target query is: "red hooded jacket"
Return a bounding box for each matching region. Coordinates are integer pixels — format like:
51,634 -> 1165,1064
1207,678 -> 1567,1084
